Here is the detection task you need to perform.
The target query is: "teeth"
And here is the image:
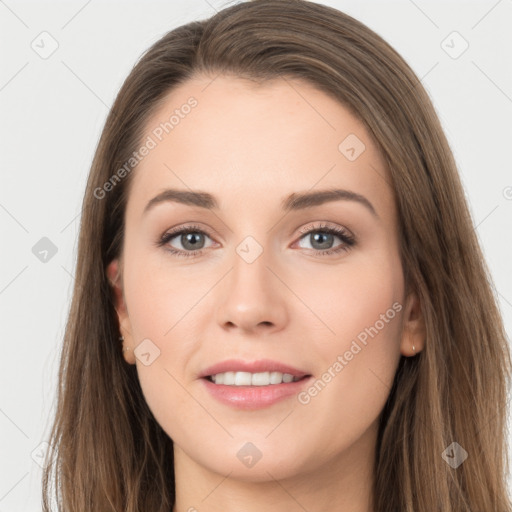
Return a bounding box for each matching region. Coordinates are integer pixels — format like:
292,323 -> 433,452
210,371 -> 301,386
235,372 -> 252,386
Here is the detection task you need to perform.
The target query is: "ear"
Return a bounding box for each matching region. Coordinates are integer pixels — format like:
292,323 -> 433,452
400,290 -> 426,357
107,259 -> 136,364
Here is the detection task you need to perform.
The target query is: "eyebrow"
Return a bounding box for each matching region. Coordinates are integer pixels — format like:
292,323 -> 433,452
143,187 -> 378,218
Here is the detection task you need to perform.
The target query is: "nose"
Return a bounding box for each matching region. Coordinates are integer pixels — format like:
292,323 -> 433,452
215,246 -> 288,335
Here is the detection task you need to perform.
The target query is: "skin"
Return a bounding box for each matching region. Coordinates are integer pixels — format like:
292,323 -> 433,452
107,74 -> 425,512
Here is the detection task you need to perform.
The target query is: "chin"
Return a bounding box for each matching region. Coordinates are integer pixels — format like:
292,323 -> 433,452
189,437 -> 313,483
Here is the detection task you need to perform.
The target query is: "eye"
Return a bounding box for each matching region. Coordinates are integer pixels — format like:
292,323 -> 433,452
295,222 -> 356,256
156,222 -> 356,258
156,224 -> 215,258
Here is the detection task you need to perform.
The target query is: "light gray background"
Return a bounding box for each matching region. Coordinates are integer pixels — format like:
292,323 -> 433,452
1,0 -> 511,509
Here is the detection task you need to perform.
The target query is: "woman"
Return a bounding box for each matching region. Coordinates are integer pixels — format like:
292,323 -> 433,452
42,1 -> 512,510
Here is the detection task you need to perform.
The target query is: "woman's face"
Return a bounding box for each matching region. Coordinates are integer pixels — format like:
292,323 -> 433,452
108,74 -> 423,482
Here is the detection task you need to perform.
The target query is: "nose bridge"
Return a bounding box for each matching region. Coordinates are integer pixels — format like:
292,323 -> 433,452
215,232 -> 288,332
230,233 -> 276,306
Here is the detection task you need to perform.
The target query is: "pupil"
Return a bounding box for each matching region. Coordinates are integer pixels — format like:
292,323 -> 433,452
182,232 -> 203,250
312,232 -> 332,250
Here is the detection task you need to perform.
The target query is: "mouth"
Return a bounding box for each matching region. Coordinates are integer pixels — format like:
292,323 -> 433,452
205,371 -> 306,386
199,359 -> 312,409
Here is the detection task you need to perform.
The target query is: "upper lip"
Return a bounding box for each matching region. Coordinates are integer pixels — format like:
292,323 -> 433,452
199,359 -> 310,379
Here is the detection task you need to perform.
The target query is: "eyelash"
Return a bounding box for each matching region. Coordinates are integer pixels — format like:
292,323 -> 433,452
156,222 -> 356,258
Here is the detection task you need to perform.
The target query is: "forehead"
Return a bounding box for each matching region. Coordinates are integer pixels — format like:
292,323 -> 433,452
126,74 -> 393,220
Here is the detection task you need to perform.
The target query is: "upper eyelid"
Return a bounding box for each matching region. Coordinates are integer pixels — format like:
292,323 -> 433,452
163,222 -> 353,243
297,221 -> 352,235
159,223 -> 356,259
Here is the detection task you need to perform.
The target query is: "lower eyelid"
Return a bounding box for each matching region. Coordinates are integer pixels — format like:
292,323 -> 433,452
159,224 -> 355,256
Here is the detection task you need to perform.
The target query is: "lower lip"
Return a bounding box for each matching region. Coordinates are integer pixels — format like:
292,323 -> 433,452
200,376 -> 312,410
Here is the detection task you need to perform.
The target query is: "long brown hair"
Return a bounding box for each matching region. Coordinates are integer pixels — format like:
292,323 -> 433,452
42,1 -> 512,510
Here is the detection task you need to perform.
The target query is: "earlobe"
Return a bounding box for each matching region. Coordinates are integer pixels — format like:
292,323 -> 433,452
106,259 -> 136,364
400,291 -> 426,357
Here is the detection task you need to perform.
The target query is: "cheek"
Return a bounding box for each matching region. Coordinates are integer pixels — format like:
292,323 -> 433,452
292,257 -> 403,417
290,253 -> 403,350
123,240 -> 203,342
122,246 -> 213,438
